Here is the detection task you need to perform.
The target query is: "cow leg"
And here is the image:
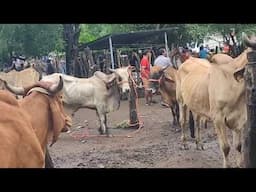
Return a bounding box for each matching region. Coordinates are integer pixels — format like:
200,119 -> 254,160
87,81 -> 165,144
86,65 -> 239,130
204,120 -> 208,129
232,130 -> 242,167
96,110 -> 103,134
189,111 -> 195,138
175,101 -> 180,128
180,104 -> 189,150
96,110 -> 108,135
170,104 -> 180,132
214,117 -> 231,168
45,147 -> 54,168
170,107 -> 179,131
195,116 -> 204,150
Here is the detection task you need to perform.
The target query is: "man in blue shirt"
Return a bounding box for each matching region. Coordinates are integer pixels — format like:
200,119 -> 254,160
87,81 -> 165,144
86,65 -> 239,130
199,45 -> 208,59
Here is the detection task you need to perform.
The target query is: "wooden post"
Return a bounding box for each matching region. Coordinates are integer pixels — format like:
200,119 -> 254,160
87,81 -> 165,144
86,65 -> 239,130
243,49 -> 256,168
128,72 -> 139,129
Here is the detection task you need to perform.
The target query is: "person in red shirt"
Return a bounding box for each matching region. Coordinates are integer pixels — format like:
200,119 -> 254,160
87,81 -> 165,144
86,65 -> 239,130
140,49 -> 152,105
223,42 -> 230,54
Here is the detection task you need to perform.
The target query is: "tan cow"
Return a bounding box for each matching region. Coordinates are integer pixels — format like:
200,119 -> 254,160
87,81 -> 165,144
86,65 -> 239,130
0,66 -> 41,87
1,76 -> 71,167
209,53 -> 234,65
176,33 -> 252,167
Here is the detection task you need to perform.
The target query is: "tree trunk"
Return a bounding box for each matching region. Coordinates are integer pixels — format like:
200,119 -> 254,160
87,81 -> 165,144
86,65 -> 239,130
63,24 -> 80,75
84,47 -> 95,77
243,50 -> 256,168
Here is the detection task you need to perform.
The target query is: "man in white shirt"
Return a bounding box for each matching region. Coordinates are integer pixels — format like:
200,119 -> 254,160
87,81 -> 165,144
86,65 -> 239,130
154,48 -> 172,68
153,48 -> 172,107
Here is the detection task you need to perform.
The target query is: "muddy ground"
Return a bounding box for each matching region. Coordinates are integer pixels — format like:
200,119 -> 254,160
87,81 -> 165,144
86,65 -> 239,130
50,95 -> 238,168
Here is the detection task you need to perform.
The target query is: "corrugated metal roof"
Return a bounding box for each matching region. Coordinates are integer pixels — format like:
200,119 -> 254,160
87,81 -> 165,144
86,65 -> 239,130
79,27 -> 179,50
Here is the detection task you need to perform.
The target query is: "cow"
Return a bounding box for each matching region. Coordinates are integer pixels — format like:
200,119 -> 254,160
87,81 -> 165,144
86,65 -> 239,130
209,53 -> 234,65
149,66 -> 180,127
0,66 -> 42,87
40,71 -> 124,135
1,76 -> 72,167
108,66 -> 130,93
0,66 -> 42,98
149,65 -> 197,137
176,32 -> 253,167
0,90 -> 44,168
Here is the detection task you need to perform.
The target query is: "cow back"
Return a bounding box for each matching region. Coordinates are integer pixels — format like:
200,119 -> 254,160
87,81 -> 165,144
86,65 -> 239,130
0,90 -> 44,168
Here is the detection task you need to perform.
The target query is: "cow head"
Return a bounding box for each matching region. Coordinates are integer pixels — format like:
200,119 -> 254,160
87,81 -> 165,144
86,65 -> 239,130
233,32 -> 256,82
108,66 -> 131,93
149,65 -> 169,92
242,32 -> 256,50
3,76 -> 72,146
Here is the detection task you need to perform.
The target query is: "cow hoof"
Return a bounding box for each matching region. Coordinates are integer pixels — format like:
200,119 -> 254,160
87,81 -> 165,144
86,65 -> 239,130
196,143 -> 205,150
67,130 -> 71,134
180,144 -> 189,150
98,128 -> 104,135
174,128 -> 181,133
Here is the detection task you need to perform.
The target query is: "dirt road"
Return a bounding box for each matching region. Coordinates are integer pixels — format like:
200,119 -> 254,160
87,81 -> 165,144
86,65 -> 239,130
50,95 -> 237,168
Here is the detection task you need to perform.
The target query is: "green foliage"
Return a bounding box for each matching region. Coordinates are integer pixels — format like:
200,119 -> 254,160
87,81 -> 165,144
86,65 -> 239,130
0,24 -> 64,63
1,23 -> 256,65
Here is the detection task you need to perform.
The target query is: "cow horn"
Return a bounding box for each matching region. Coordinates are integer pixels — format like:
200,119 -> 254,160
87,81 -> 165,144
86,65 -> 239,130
242,32 -> 256,49
4,81 -> 25,95
108,68 -> 116,73
108,74 -> 116,84
48,76 -> 63,94
160,65 -> 169,72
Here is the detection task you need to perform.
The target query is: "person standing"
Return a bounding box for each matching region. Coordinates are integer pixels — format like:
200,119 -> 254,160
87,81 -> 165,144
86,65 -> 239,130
140,49 -> 152,105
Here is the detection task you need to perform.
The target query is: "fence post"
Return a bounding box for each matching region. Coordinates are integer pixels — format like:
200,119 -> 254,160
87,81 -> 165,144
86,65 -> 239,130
128,72 -> 139,129
243,49 -> 256,167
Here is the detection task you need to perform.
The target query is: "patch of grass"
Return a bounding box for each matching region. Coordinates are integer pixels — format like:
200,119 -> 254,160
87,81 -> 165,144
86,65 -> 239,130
114,120 -> 130,129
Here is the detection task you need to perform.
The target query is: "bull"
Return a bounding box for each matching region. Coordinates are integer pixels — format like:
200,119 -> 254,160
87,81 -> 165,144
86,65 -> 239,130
1,76 -> 71,167
40,70 -> 128,135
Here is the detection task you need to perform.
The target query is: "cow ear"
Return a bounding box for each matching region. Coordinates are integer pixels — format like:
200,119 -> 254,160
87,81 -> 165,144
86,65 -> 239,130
233,67 -> 245,82
48,97 -> 67,147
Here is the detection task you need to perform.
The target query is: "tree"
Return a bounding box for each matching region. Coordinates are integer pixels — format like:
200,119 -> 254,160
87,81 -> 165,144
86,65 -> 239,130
63,24 -> 81,75
0,24 -> 64,67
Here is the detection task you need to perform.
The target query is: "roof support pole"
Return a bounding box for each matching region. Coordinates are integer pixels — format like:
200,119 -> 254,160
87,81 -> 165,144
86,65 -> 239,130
164,32 -> 169,57
109,36 -> 115,69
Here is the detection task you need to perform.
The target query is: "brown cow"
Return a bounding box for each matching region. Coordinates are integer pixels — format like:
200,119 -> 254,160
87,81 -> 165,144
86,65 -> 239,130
149,66 -> 180,129
0,91 -> 44,168
2,76 -> 72,167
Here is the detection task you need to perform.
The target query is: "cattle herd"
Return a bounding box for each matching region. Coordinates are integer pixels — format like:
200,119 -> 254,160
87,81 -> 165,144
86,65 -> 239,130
0,33 -> 255,168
